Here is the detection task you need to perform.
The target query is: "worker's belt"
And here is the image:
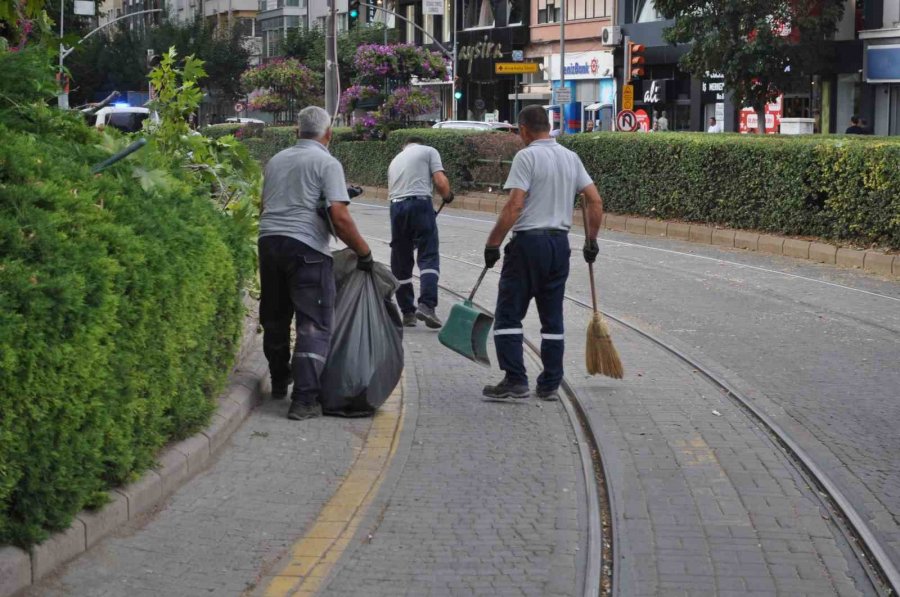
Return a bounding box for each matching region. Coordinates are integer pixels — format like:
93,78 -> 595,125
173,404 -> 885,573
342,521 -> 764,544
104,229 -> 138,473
390,195 -> 431,203
512,228 -> 569,238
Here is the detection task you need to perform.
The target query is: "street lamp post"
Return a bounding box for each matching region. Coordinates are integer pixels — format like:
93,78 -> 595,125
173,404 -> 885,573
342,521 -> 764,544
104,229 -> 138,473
558,0 -> 565,135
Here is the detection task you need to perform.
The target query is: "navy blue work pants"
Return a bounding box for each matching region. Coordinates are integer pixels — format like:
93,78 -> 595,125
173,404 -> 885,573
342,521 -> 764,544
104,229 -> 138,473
258,236 -> 335,406
493,232 -> 570,391
390,197 -> 439,314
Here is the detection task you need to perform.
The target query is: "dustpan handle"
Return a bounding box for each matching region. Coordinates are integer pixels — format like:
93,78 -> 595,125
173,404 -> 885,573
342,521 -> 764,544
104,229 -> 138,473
468,267 -> 489,302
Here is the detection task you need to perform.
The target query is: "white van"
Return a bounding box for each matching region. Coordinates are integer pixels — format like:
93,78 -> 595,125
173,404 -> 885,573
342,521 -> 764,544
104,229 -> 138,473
92,106 -> 160,133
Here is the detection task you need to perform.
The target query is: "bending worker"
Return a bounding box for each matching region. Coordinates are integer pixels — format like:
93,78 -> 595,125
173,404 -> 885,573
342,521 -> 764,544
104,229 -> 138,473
387,136 -> 454,328
482,105 -> 604,401
259,106 -> 373,421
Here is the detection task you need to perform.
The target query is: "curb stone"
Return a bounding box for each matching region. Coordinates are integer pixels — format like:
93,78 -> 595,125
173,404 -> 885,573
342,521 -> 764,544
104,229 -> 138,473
353,187 -> 898,278
0,305 -> 266,597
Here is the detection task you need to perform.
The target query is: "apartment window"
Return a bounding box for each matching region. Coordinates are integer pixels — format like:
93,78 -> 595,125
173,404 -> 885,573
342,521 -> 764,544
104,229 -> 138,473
507,0 -> 522,24
536,0 -> 560,23
285,15 -> 300,28
406,5 -> 415,42
237,17 -> 256,36
442,0 -> 451,40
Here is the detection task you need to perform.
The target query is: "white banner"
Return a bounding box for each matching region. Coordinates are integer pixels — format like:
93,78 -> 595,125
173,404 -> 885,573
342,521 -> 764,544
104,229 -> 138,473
548,51 -> 614,80
423,0 -> 444,15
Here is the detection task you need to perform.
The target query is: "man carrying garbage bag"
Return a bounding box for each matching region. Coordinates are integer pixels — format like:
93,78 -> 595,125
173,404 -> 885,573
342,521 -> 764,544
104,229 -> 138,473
387,136 -> 455,328
259,106 -> 373,421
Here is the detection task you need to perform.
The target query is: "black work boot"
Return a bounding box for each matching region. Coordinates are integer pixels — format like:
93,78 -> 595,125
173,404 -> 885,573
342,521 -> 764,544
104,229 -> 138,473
287,401 -> 322,421
535,387 -> 560,401
402,312 -> 418,327
482,378 -> 530,401
271,379 -> 290,399
416,305 -> 442,329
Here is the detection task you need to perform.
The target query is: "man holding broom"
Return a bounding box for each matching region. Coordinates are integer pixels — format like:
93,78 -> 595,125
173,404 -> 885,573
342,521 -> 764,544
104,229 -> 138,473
482,105 -> 605,401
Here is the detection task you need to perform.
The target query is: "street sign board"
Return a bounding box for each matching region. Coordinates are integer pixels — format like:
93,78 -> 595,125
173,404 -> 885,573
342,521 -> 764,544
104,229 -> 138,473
555,87 -> 572,103
616,109 -> 638,132
74,0 -> 95,15
511,50 -> 524,62
423,0 -> 444,15
622,83 -> 634,111
234,102 -> 245,113
495,62 -> 539,75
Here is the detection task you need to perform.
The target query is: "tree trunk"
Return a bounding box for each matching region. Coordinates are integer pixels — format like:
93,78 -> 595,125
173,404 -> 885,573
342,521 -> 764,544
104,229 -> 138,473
755,102 -> 767,135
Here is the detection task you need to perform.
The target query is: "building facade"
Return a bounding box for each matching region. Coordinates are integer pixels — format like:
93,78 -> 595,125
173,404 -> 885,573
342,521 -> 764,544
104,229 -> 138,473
860,0 -> 900,135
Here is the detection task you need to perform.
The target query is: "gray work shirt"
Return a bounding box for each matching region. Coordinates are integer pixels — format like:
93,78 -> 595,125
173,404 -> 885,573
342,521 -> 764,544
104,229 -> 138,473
387,143 -> 444,200
503,139 -> 593,232
259,140 -> 350,256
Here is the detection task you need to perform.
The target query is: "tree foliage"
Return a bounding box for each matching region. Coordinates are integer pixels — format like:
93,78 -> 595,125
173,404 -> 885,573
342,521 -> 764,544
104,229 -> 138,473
65,18 -> 250,105
282,23 -> 398,84
655,0 -> 845,122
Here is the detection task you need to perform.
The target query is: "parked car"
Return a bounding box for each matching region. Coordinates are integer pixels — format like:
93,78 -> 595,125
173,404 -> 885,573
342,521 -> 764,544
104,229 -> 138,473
225,117 -> 266,125
92,106 -> 160,133
432,120 -> 518,133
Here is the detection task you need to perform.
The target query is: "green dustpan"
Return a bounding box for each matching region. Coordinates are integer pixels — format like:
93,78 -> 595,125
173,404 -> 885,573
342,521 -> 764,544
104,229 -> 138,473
439,267 -> 494,367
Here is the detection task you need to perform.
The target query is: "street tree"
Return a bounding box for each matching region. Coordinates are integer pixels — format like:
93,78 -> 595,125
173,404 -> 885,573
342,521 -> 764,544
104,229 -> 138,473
654,0 -> 845,132
282,23 -> 397,86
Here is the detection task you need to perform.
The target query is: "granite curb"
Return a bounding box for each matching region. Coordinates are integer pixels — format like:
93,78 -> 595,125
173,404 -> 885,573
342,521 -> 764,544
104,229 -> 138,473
357,185 -> 898,279
1,304 -> 267,597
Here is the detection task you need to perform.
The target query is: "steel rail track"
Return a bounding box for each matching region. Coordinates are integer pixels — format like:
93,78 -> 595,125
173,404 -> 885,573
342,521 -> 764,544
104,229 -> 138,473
411,244 -> 899,596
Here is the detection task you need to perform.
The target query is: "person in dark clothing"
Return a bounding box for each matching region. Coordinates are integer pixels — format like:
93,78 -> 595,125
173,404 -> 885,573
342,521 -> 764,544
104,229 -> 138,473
845,115 -> 865,134
258,106 -> 372,421
481,105 -> 605,402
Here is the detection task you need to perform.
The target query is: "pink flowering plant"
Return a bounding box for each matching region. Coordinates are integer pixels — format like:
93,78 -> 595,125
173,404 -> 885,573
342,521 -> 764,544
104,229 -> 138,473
339,84 -> 381,115
352,44 -> 448,84
240,58 -> 321,123
380,86 -> 439,123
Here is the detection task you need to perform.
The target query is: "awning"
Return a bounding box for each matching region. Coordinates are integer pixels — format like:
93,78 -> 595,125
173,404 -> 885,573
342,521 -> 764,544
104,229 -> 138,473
584,102 -> 613,111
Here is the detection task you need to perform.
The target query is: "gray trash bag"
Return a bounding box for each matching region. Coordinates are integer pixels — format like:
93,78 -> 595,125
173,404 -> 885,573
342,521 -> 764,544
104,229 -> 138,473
320,248 -> 404,417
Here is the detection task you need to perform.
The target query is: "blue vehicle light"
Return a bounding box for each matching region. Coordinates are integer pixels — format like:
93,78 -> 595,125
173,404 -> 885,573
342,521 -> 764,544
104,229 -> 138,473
113,102 -> 130,108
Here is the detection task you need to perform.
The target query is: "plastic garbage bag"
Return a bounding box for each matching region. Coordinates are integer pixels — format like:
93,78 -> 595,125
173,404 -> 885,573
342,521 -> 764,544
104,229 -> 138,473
320,248 -> 403,417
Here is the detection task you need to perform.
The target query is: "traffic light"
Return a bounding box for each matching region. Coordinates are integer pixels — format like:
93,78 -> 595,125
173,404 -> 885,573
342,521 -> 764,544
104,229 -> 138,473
624,40 -> 645,82
348,0 -> 359,27
454,90 -> 463,100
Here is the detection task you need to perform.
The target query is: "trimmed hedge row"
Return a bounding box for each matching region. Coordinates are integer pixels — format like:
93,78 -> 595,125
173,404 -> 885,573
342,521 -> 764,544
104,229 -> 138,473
560,133 -> 900,249
0,107 -> 253,546
221,126 -> 900,249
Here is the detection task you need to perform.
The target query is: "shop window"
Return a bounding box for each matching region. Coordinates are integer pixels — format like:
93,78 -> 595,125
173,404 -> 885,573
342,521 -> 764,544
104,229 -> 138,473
464,0 -> 495,28
508,0 -> 522,24
424,13 -> 435,42
442,0 -> 452,40
537,0 -> 560,23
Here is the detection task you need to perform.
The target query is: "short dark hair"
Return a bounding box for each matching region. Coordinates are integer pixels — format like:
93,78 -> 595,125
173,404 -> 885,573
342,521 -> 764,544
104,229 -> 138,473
850,115 -> 860,124
405,135 -> 425,145
518,105 -> 550,133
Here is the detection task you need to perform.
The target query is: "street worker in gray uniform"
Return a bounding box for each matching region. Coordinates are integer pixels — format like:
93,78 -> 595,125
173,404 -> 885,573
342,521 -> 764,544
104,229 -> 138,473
259,106 -> 373,421
483,105 -> 604,401
387,136 -> 454,328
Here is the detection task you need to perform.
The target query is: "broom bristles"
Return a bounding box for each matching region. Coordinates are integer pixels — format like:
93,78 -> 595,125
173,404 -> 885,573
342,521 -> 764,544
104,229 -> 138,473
586,312 -> 624,379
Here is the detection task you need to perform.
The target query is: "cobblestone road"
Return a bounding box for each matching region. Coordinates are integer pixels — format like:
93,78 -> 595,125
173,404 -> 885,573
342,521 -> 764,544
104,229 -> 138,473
319,328 -> 584,597
353,201 -> 895,595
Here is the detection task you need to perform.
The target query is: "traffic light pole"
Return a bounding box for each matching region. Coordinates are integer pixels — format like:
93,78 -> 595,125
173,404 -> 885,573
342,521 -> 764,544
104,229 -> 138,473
558,0 -> 565,135
325,0 -> 338,117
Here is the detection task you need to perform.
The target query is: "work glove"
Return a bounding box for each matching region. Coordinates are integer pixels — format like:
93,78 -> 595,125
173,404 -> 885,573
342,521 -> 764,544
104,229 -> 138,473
357,252 -> 375,272
443,191 -> 455,204
347,185 -> 363,199
484,245 -> 501,269
583,239 -> 599,264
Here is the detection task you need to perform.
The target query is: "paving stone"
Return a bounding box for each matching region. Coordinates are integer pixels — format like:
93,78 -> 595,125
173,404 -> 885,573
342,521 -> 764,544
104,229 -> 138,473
646,220 -> 668,237
757,235 -> 784,255
783,239 -> 811,260
835,247 -> 866,269
77,493 -> 129,548
711,229 -> 735,247
32,519 -> 86,582
667,222 -> 691,241
809,242 -> 837,264
626,217 -> 647,235
689,225 -> 714,244
0,546 -> 31,597
863,251 -> 895,276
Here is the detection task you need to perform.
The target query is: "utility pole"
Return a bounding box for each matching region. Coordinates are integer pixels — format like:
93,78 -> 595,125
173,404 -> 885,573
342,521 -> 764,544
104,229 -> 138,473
324,0 -> 338,117
558,0 -> 565,135
58,0 -> 66,108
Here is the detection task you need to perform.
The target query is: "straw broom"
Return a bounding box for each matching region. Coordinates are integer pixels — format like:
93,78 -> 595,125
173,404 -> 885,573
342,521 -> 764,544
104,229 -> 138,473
582,202 -> 624,379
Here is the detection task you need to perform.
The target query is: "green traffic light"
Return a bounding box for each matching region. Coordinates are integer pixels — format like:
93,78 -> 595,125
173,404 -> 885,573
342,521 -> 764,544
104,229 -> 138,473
350,8 -> 358,17
454,91 -> 462,100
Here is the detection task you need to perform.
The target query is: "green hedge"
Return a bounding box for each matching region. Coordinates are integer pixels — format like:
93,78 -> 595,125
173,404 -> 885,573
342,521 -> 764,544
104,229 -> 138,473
560,133 -> 900,248
0,106 -> 253,546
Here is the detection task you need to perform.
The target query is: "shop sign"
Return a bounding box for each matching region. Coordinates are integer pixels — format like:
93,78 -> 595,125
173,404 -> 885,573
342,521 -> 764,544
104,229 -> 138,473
423,0 -> 444,15
702,73 -> 726,103
739,95 -> 782,134
641,80 -> 667,104
458,41 -> 505,75
634,108 -> 650,132
549,51 -> 614,80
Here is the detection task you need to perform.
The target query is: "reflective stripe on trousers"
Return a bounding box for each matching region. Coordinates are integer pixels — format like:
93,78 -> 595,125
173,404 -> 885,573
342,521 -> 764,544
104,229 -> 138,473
390,197 -> 440,314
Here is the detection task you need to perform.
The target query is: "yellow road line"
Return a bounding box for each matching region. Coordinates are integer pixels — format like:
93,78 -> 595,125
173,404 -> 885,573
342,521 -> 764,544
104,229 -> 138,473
262,376 -> 405,597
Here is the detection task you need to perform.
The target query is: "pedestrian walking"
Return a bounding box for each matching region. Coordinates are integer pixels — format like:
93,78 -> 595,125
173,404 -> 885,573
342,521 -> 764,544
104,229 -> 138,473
258,106 -> 373,421
845,115 -> 865,134
387,136 -> 454,329
482,105 -> 604,402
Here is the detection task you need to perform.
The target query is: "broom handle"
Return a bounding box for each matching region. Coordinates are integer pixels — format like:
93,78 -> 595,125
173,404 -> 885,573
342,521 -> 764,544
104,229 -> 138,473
468,267 -> 489,302
581,199 -> 600,314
